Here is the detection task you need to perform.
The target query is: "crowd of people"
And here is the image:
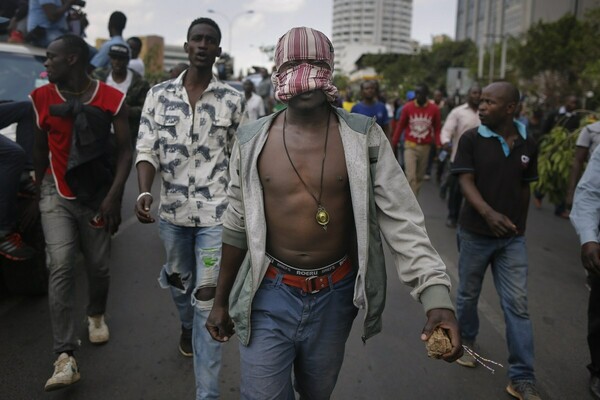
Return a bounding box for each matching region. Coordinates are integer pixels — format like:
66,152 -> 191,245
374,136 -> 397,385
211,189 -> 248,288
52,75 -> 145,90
1,5 -> 600,400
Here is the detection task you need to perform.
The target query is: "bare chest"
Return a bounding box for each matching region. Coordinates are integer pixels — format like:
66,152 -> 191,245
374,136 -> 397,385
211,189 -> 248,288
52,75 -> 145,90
258,126 -> 348,198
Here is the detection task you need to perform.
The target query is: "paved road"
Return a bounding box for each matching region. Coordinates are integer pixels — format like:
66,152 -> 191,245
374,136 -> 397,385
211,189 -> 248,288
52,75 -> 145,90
0,171 -> 592,400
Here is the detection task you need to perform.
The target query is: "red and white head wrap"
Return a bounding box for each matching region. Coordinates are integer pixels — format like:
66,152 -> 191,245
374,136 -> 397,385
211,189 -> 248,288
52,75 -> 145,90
272,27 -> 338,103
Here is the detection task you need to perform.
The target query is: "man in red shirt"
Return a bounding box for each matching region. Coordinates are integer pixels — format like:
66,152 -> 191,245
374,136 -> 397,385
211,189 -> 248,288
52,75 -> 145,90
29,34 -> 132,392
392,83 -> 441,195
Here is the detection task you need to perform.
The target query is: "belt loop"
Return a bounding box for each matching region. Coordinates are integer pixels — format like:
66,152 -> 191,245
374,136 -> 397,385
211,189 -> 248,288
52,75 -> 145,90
275,270 -> 284,286
327,273 -> 335,292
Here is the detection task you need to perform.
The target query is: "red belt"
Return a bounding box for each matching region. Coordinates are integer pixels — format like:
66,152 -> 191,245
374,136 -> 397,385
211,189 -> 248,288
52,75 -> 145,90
265,258 -> 352,294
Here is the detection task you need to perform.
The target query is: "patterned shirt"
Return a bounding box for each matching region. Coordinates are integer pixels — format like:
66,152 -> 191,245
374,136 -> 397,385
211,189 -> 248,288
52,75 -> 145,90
136,73 -> 245,227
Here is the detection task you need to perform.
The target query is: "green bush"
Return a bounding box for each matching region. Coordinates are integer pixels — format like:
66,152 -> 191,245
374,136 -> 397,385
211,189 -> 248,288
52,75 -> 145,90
533,113 -> 598,204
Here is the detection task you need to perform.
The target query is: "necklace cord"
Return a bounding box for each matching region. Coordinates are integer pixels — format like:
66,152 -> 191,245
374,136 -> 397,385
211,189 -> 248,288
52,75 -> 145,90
282,108 -> 331,206
59,78 -> 94,96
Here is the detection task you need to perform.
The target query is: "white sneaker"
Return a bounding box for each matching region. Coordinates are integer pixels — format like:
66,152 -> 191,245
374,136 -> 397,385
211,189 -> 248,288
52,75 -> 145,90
44,353 -> 80,391
88,315 -> 109,344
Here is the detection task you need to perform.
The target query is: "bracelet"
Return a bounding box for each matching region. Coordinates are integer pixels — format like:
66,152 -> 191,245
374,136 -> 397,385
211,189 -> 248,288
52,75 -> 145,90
136,192 -> 153,202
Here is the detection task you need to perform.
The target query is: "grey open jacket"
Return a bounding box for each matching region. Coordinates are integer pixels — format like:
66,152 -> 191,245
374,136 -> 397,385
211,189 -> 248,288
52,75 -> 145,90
222,107 -> 454,346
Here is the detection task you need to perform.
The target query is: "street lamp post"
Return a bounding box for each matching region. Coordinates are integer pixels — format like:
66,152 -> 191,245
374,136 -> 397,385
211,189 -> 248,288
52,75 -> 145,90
207,9 -> 254,56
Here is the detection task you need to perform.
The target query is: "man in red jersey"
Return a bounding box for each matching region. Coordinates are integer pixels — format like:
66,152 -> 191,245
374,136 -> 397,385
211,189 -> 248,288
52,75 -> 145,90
392,83 -> 441,196
29,33 -> 132,392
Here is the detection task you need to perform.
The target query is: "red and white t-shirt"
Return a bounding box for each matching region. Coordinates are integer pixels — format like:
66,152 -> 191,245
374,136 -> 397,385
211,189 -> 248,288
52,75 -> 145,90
30,82 -> 125,199
392,100 -> 442,150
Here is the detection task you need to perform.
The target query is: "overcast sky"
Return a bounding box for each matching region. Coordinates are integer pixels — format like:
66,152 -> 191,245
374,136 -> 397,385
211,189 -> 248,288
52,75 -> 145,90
83,0 -> 458,74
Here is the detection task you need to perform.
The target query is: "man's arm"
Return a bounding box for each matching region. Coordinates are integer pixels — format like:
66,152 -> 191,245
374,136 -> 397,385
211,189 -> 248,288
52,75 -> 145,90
134,161 -> 156,223
459,172 -> 517,236
391,106 -> 408,150
134,89 -> 161,222
369,125 -> 462,361
440,109 -> 458,150
32,125 -> 49,187
571,147 -> 600,275
99,105 -> 132,234
21,123 -> 50,230
206,243 -> 247,342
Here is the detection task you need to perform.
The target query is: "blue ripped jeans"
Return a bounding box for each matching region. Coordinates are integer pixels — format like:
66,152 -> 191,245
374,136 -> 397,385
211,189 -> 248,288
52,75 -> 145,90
158,219 -> 222,400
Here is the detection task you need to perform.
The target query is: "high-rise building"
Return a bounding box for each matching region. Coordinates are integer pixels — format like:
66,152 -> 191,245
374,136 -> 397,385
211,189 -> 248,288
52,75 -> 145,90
332,0 -> 413,74
456,0 -> 600,46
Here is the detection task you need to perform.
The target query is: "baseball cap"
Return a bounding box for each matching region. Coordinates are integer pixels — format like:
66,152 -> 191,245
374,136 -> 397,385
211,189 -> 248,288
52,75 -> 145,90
108,44 -> 130,59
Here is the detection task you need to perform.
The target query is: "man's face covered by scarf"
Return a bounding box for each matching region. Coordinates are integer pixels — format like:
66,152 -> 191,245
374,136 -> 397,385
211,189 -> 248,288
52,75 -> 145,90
272,27 -> 339,103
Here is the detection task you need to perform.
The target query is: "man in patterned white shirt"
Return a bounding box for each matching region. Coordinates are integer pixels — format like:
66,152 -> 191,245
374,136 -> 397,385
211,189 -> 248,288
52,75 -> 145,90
134,17 -> 245,400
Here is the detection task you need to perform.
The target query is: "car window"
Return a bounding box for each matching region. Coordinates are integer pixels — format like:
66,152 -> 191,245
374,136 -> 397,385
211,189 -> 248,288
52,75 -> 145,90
0,52 -> 47,102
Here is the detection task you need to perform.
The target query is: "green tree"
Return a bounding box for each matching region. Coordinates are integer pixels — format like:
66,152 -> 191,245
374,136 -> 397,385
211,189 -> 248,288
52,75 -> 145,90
510,9 -> 600,108
355,39 -> 477,94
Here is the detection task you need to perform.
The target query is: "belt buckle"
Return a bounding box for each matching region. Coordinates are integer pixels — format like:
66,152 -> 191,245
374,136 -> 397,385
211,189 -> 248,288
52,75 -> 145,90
304,275 -> 321,294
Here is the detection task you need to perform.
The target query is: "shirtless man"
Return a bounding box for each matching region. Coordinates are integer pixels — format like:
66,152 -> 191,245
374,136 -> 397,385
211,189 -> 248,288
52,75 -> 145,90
206,27 -> 461,399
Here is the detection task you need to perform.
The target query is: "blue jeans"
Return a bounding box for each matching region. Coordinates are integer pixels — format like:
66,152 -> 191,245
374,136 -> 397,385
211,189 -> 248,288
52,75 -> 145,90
456,228 -> 535,381
158,219 -> 222,400
39,177 -> 111,353
239,267 -> 358,400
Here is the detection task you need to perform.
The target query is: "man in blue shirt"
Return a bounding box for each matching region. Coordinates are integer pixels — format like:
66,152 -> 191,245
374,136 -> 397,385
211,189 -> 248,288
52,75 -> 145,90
570,146 -> 600,400
351,80 -> 390,141
90,11 -> 128,69
27,0 -> 77,47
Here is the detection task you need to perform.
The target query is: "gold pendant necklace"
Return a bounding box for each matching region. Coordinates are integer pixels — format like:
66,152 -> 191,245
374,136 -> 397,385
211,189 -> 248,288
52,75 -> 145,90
283,109 -> 331,231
